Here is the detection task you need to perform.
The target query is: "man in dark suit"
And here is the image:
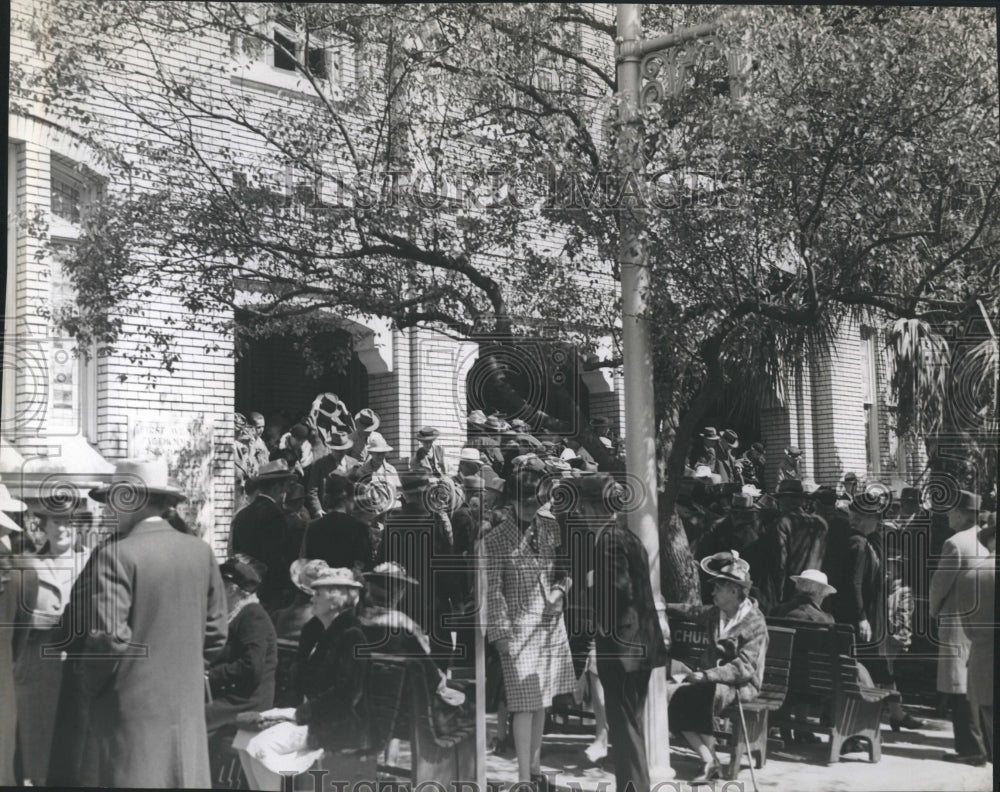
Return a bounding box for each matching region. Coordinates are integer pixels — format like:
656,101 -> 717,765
567,475 -> 667,792
231,459 -> 296,611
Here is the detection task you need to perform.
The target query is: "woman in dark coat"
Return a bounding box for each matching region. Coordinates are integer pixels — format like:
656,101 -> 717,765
666,551 -> 769,785
249,566 -> 371,778
206,555 -> 278,734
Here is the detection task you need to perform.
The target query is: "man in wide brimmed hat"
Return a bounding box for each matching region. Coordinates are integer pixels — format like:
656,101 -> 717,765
231,459 -> 297,611
410,426 -> 447,477
49,459 -> 226,788
357,436 -> 401,502
348,408 -> 387,463
716,429 -> 743,485
773,569 -> 837,623
305,430 -> 361,519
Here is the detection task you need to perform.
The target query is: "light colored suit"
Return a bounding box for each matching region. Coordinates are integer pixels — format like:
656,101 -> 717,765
928,525 -> 991,694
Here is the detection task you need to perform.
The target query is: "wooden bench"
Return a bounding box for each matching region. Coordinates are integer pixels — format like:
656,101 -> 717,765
368,654 -> 477,785
668,619 -> 795,780
768,618 -> 894,764
720,626 -> 794,779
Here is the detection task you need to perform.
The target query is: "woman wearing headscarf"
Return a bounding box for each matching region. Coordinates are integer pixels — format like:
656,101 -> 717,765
665,551 -> 768,785
205,554 -> 278,735
485,457 -> 575,791
14,494 -> 90,786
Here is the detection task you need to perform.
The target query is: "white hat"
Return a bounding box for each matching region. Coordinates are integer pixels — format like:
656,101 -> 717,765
599,436 -> 613,449
0,482 -> 27,513
458,447 -> 483,465
790,569 -> 837,596
89,459 -> 186,504
366,437 -> 393,454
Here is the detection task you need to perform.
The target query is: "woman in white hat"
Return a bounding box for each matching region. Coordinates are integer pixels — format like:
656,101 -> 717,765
666,551 -> 768,785
14,492 -> 92,785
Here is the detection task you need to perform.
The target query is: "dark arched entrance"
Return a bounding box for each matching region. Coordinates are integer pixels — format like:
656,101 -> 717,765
235,319 -> 368,432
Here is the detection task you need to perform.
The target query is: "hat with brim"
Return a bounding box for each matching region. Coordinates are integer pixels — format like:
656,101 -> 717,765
785,447 -> 802,457
599,436 -> 613,450
354,409 -> 381,433
590,417 -> 610,429
467,410 -> 487,426
0,483 -> 27,513
720,429 -> 739,449
483,417 -> 503,432
290,558 -> 330,595
312,567 -> 363,590
416,427 -> 440,441
701,427 -> 720,441
322,431 -> 354,451
366,437 -> 394,454
458,447 -> 483,466
790,569 -> 836,597
0,510 -> 23,533
700,550 -> 752,589
363,561 -> 419,587
89,459 -> 187,504
244,459 -> 295,490
730,493 -> 758,511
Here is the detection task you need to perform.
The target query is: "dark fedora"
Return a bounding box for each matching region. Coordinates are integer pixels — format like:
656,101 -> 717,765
589,417 -> 610,429
400,468 -> 434,494
720,429 -> 739,449
700,427 -> 720,441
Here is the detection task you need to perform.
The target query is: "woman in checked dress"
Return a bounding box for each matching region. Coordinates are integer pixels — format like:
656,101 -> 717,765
485,458 -> 575,790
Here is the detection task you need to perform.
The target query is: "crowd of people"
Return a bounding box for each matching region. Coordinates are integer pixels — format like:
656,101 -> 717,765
0,403 -> 995,791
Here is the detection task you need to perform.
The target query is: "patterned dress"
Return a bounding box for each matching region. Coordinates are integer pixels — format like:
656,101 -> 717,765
485,506 -> 576,712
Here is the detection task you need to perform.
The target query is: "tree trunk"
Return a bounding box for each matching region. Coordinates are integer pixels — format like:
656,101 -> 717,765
660,512 -> 701,605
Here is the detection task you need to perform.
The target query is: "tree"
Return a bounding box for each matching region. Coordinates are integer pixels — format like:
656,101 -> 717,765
14,3 -> 999,557
623,5 -> 1000,514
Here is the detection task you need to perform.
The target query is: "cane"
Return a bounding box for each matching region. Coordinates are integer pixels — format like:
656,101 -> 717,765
733,694 -> 760,792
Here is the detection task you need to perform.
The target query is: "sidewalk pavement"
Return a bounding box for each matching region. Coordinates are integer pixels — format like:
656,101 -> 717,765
485,708 -> 993,792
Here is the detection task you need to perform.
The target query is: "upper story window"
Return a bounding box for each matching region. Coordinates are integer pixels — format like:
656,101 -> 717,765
231,12 -> 356,95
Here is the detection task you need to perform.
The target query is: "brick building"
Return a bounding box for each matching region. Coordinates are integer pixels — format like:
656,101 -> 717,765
5,2 -> 920,556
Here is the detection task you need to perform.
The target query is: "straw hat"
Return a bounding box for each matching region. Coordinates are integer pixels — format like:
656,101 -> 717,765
416,426 -> 440,441
311,567 -> 363,590
89,459 -> 186,504
790,569 -> 836,597
322,430 -> 354,452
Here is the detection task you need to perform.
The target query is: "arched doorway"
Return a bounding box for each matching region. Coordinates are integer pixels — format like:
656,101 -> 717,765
234,314 -> 368,433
